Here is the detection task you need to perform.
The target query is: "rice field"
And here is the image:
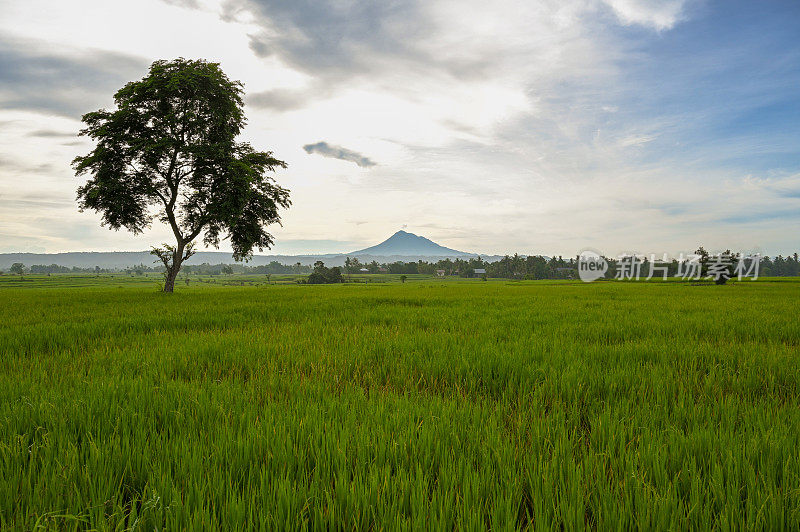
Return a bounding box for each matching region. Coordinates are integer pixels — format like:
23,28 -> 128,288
1,276 -> 798,529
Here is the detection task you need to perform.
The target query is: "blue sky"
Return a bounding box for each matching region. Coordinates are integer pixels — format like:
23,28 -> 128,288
618,1 -> 800,174
0,0 -> 798,257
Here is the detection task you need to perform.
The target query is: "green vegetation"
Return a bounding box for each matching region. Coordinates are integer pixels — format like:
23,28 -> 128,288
1,277 -> 798,529
341,252 -> 800,280
307,261 -> 344,284
10,250 -> 800,281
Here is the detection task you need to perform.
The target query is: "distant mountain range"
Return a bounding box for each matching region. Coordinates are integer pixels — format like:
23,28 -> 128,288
0,231 -> 502,269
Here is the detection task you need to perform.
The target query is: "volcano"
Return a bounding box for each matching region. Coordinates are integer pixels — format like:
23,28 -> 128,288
349,230 -> 470,257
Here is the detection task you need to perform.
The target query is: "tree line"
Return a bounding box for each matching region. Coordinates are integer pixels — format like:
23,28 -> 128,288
343,251 -> 800,280
6,252 -> 800,279
5,261 -> 314,276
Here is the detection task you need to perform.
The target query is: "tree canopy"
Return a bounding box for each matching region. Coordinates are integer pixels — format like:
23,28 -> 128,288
73,58 -> 290,291
307,261 -> 344,284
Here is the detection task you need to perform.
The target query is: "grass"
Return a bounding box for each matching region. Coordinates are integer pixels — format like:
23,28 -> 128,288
1,276 -> 799,529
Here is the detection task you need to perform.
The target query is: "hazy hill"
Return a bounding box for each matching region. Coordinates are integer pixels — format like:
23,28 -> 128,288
0,251 -> 326,270
0,231 -> 499,269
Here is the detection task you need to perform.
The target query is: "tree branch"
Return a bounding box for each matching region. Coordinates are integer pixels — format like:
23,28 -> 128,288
182,242 -> 197,262
186,220 -> 205,243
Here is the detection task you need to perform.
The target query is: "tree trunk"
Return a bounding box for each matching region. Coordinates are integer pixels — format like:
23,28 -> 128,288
163,250 -> 183,292
159,242 -> 186,293
163,264 -> 180,292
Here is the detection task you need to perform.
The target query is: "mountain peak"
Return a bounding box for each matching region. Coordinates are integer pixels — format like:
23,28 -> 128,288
349,231 -> 471,257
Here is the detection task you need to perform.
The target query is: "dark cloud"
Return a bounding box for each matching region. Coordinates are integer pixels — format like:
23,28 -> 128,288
247,88 -> 316,111
0,157 -> 56,174
236,1 -> 491,80
0,37 -> 148,118
27,129 -> 76,138
247,34 -> 272,58
237,0 -> 422,73
303,141 -> 377,168
193,0 -> 501,115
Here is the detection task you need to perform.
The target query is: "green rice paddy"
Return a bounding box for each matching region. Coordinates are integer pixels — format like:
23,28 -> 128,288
1,275 -> 798,529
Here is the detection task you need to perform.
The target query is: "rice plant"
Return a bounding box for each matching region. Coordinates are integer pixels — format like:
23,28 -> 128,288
1,277 -> 798,529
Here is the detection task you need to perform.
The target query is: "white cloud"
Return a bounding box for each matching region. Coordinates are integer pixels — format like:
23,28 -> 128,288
619,134 -> 658,147
602,0 -> 689,31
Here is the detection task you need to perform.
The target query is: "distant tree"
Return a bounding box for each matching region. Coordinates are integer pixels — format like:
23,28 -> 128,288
400,275 -> 407,283
10,263 -> 25,276
329,267 -> 344,283
344,256 -> 362,280
694,246 -> 710,277
308,261 -> 343,284
73,58 -> 291,292
708,249 -> 738,285
694,246 -> 737,284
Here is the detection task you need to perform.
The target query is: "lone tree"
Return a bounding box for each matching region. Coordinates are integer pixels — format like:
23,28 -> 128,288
73,58 -> 291,292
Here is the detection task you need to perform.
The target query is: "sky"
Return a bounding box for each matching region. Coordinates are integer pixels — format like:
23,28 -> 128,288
0,0 -> 798,258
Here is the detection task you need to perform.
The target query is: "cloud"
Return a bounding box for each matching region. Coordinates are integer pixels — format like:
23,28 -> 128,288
717,207 -> 800,225
226,0 -> 692,81
619,134 -> 658,147
0,156 -> 55,174
776,188 -> 800,199
219,1 -> 694,149
0,37 -> 147,118
602,0 -> 689,31
235,0 -> 420,74
27,129 -> 76,138
248,87 -> 318,111
742,174 -> 800,200
303,142 -> 377,168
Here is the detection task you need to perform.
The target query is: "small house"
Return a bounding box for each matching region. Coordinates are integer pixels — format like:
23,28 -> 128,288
473,268 -> 486,277
436,269 -> 446,277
